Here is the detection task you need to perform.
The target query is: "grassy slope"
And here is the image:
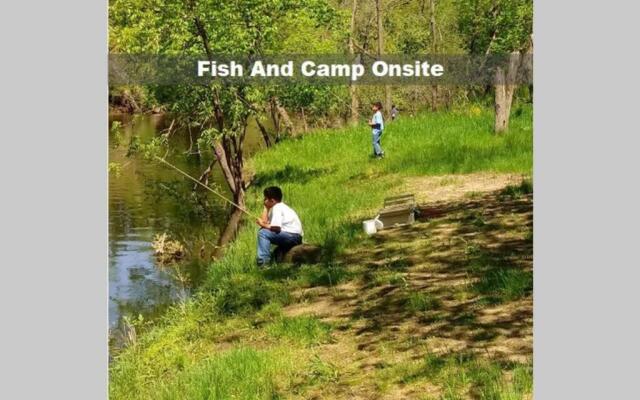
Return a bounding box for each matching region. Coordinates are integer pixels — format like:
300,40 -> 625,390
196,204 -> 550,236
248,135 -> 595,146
110,105 -> 533,399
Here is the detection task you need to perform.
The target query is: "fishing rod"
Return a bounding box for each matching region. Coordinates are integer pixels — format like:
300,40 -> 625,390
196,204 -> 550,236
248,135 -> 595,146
153,155 -> 261,220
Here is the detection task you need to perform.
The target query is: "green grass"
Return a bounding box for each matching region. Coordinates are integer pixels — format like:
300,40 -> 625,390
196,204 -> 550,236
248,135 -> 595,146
500,179 -> 533,198
200,106 -> 531,302
406,291 -> 442,314
109,106 -> 533,399
474,268 -> 533,304
295,264 -> 354,287
266,315 -> 332,346
158,347 -> 295,400
376,352 -> 532,399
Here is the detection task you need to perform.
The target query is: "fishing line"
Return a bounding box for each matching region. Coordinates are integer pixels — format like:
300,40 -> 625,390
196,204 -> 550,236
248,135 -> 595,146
153,155 -> 261,220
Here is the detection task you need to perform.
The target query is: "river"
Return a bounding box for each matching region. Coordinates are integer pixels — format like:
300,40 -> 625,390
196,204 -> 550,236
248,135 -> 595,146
108,113 -> 265,331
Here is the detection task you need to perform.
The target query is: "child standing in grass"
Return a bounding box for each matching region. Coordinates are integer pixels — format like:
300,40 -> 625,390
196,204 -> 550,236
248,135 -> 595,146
368,101 -> 385,158
391,104 -> 399,121
255,186 -> 303,266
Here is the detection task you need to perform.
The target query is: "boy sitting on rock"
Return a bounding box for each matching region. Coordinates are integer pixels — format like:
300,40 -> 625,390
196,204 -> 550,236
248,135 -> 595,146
256,186 -> 303,266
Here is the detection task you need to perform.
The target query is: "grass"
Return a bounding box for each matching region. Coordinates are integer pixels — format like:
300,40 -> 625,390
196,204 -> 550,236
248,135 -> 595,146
158,347 -> 296,400
375,353 -> 532,399
474,268 -> 533,304
500,179 -> 533,198
109,105 -> 533,399
406,292 -> 442,314
420,353 -> 533,400
266,315 -> 332,346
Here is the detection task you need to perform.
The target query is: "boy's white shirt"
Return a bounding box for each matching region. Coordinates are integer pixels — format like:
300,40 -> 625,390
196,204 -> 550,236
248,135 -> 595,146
373,110 -> 384,130
268,202 -> 303,236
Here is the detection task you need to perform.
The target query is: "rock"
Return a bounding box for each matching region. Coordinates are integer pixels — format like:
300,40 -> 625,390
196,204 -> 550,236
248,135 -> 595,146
275,244 -> 323,265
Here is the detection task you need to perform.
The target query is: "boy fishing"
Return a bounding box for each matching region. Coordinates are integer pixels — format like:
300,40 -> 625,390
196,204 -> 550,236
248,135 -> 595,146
368,101 -> 385,158
255,186 -> 303,266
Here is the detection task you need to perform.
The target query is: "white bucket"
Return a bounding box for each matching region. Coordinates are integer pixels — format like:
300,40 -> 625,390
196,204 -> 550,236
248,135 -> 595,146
374,217 -> 384,230
363,219 -> 377,235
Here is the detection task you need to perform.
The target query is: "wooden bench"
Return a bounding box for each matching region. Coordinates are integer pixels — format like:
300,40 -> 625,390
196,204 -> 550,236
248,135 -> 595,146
377,194 -> 417,228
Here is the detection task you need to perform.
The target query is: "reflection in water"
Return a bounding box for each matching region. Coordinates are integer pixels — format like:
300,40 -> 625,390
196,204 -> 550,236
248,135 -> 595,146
108,113 -> 264,330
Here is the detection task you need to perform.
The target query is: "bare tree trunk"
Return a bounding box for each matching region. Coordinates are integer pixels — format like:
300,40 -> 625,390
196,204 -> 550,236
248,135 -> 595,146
385,86 -> 392,116
494,51 -> 521,133
348,0 -> 359,125
429,0 -> 438,111
195,155 -> 218,189
213,191 -> 245,259
255,118 -> 272,148
211,141 -> 237,193
273,97 -> 294,136
300,107 -> 308,133
268,98 -> 281,142
375,0 -> 392,113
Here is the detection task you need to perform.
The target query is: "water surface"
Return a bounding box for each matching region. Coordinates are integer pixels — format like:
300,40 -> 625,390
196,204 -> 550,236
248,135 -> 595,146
108,114 -> 264,330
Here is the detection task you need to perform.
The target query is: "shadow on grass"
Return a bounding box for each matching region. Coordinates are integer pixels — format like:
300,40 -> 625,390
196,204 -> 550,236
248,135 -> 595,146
252,164 -> 332,186
338,188 -> 533,360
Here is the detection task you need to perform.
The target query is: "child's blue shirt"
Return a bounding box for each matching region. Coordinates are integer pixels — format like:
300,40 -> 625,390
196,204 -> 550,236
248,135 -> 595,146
372,110 -> 384,131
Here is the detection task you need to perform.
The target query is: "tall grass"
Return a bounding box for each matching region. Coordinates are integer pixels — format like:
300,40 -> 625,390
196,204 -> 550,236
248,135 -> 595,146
158,347 -> 295,400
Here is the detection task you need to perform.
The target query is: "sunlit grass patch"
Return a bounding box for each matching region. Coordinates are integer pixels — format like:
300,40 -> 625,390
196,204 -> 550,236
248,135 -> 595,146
157,347 -> 296,400
254,301 -> 284,324
266,315 -> 332,346
306,354 -> 340,384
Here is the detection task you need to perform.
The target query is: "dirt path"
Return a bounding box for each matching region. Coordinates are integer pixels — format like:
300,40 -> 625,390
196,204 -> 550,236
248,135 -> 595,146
282,174 -> 533,399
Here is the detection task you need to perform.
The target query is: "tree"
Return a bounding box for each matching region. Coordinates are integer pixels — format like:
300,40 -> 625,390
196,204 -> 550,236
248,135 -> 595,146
456,0 -> 533,132
348,0 -> 360,125
110,0 -> 342,255
375,0 -> 392,114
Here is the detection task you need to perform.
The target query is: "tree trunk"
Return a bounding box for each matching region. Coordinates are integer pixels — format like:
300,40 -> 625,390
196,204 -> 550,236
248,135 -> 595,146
255,118 -> 272,148
269,98 -> 281,142
300,107 -> 308,133
273,97 -> 294,136
188,1 -> 254,259
195,155 -> 218,189
375,0 -> 392,113
213,189 -> 246,259
212,141 -> 237,193
494,51 -> 521,133
430,0 -> 438,111
348,0 -> 359,125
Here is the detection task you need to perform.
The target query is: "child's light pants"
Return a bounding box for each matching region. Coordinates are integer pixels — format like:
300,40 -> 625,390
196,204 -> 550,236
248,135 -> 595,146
372,129 -> 384,156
